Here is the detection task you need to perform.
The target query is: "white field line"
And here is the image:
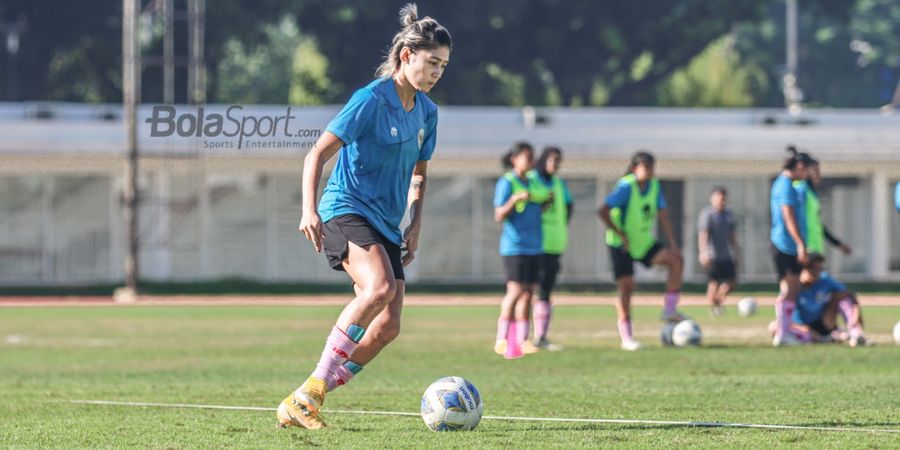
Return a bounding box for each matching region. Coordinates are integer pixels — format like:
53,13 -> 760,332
70,400 -> 900,434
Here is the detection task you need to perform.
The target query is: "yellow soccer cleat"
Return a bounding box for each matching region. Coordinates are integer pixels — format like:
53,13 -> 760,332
520,340 -> 541,355
276,377 -> 328,430
493,339 -> 507,355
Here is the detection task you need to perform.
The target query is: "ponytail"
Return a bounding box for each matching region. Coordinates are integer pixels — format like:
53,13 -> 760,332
376,3 -> 452,78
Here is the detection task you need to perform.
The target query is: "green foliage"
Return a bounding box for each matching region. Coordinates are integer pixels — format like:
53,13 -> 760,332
215,16 -> 334,105
1,304 -> 899,448
658,36 -> 768,107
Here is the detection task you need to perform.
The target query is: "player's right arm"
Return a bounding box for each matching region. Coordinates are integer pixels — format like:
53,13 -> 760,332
299,132 -> 344,252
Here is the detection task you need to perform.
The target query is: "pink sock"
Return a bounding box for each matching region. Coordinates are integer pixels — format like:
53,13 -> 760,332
790,327 -> 812,343
838,297 -> 862,339
775,299 -> 795,337
325,362 -> 363,392
617,319 -> 633,343
496,318 -> 510,341
533,301 -> 551,340
311,326 -> 358,382
515,320 -> 529,344
664,291 -> 680,315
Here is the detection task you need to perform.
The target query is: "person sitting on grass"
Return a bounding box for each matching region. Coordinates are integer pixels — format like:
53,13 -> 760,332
771,253 -> 867,347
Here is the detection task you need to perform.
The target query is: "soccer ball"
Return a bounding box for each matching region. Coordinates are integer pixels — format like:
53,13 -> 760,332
737,297 -> 758,317
660,322 -> 676,346
420,376 -> 483,431
672,320 -> 702,347
893,322 -> 900,345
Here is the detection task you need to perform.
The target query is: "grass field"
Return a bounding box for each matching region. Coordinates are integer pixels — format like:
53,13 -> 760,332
2,303 -> 899,449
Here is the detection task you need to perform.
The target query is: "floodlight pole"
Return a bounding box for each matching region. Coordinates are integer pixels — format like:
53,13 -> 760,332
121,0 -> 141,300
783,0 -> 801,112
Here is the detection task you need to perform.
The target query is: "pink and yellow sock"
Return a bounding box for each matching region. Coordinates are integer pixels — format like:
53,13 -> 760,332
664,291 -> 680,315
515,320 -> 529,344
533,301 -> 551,340
837,297 -> 863,339
496,318 -> 510,342
617,319 -> 634,343
775,299 -> 795,337
326,361 -> 364,392
311,325 -> 363,382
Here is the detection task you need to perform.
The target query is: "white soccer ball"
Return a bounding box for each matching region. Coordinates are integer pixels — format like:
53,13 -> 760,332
421,376 -> 484,432
672,320 -> 702,347
893,322 -> 900,345
737,297 -> 758,318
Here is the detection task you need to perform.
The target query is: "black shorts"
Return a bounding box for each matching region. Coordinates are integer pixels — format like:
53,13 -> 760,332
772,247 -> 802,280
708,259 -> 736,283
503,255 -> 541,283
609,242 -> 664,280
806,319 -> 836,337
322,214 -> 404,280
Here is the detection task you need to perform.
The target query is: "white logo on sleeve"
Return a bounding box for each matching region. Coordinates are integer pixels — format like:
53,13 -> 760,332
417,128 -> 425,149
390,127 -> 398,137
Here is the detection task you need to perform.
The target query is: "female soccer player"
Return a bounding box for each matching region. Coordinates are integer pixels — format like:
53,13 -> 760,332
773,253 -> 867,347
598,151 -> 685,351
697,187 -> 740,317
494,142 -> 548,358
278,4 -> 451,430
528,146 -> 573,350
791,148 -> 852,256
769,147 -> 813,347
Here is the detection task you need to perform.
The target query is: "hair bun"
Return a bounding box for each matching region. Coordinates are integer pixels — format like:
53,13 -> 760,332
399,3 -> 418,27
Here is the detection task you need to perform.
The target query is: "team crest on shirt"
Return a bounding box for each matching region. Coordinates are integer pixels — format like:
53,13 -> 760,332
417,128 -> 425,149
390,127 -> 398,137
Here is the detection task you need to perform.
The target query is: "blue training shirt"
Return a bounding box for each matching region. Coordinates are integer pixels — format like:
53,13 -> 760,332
770,174 -> 806,255
494,175 -> 543,256
603,177 -> 666,216
318,78 -> 438,245
895,182 -> 900,212
793,272 -> 847,325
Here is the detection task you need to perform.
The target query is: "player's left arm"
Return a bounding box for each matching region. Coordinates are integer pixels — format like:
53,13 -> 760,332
823,225 -> 852,255
403,160 -> 428,266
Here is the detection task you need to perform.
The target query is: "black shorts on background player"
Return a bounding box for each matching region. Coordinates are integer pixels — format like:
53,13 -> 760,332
609,242 -> 663,280
771,246 -> 802,280
322,214 -> 405,280
708,259 -> 736,282
503,255 -> 541,283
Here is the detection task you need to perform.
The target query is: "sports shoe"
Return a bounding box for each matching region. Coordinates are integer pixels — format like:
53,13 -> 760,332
620,340 -> 643,351
534,337 -> 564,351
277,377 -> 327,430
493,339 -> 507,355
520,340 -> 541,355
661,309 -> 689,323
711,305 -> 723,318
772,333 -> 804,347
848,335 -> 867,348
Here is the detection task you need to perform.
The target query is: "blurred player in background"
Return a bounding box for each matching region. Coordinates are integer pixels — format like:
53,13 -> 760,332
697,187 -> 741,317
528,146 -> 573,350
281,3 -> 451,429
599,151 -> 685,351
790,147 -> 853,257
774,253 -> 867,347
769,147 -> 813,347
494,142 -> 550,358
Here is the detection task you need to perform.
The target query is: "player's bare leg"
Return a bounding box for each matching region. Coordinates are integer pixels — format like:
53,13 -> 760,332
496,281 -> 524,354
616,276 -> 641,351
515,284 -> 539,354
278,242 -> 395,430
651,248 -> 686,322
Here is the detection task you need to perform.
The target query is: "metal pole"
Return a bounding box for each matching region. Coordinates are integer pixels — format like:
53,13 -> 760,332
163,0 -> 174,104
121,0 -> 141,299
783,0 -> 801,112
188,0 -> 206,104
